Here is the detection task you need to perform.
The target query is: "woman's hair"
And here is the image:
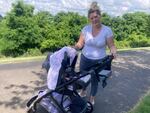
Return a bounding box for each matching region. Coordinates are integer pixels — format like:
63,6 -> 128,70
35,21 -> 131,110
88,1 -> 101,17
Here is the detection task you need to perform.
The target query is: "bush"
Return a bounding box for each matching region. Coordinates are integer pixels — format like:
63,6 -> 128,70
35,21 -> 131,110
40,38 -> 74,52
115,33 -> 150,49
0,38 -> 18,56
23,48 -> 42,56
115,39 -> 130,49
0,53 -> 5,58
127,33 -> 150,48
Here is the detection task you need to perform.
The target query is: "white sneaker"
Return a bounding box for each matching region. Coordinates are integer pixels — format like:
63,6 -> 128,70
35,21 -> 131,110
89,97 -> 95,105
91,100 -> 95,105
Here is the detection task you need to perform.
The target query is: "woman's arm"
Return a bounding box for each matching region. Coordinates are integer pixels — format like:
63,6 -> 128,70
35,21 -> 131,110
74,33 -> 85,50
106,36 -> 117,58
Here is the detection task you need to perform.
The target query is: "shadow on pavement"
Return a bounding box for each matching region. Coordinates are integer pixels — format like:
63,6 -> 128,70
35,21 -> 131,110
0,68 -> 47,110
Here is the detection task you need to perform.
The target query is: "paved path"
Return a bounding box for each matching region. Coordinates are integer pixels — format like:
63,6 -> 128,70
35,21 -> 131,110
0,50 -> 150,113
93,50 -> 150,113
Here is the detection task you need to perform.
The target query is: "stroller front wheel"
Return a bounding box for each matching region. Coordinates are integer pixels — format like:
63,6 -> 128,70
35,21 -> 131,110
85,101 -> 93,113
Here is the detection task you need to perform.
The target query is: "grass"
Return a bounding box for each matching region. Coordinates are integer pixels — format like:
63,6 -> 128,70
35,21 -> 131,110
128,91 -> 150,113
0,47 -> 150,64
117,47 -> 150,51
0,55 -> 45,64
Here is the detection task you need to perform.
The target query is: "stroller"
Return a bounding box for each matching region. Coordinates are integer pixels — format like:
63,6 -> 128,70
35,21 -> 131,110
26,47 -> 114,113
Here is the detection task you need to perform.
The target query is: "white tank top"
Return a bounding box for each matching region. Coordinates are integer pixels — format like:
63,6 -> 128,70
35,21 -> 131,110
82,24 -> 113,60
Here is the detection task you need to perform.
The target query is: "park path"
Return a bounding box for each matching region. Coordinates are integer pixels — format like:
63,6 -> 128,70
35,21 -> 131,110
0,49 -> 150,113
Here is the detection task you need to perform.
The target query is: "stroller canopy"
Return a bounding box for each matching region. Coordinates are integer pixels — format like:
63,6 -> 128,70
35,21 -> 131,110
47,46 -> 77,90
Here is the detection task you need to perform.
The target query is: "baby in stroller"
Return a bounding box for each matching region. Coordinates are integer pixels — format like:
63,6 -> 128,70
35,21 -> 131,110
26,46 -> 113,113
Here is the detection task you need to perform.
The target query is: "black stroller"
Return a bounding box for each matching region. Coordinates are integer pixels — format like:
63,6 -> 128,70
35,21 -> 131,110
26,51 -> 113,113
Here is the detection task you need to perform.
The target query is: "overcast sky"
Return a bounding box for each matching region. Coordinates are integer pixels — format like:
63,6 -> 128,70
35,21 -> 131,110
0,0 -> 150,16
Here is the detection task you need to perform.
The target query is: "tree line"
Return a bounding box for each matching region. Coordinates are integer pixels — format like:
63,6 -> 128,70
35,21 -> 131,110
0,1 -> 150,57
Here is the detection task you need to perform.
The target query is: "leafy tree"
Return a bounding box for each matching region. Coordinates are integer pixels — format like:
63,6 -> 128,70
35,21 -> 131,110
111,16 -> 127,41
41,12 -> 87,52
11,0 -> 34,17
0,15 -> 2,21
146,15 -> 150,37
7,0 -> 34,29
101,13 -> 112,26
0,0 -> 150,57
127,33 -> 150,47
1,0 -> 42,56
53,12 -> 87,41
122,12 -> 149,35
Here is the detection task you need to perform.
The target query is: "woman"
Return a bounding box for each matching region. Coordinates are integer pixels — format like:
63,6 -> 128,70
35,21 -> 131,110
75,2 -> 117,105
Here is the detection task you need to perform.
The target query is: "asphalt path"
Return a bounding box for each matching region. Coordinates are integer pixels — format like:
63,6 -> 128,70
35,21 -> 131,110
0,50 -> 150,113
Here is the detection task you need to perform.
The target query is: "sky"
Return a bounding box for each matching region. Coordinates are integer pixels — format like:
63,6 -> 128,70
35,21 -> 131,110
0,0 -> 150,17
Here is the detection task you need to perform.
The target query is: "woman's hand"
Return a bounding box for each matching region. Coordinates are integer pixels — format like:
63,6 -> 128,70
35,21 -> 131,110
106,37 -> 117,59
110,45 -> 117,59
69,45 -> 80,51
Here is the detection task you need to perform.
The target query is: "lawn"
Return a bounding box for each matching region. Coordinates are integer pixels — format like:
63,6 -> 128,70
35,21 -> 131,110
129,91 -> 150,113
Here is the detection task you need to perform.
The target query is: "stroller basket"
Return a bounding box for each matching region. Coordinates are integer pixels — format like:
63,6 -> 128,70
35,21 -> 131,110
27,89 -> 92,113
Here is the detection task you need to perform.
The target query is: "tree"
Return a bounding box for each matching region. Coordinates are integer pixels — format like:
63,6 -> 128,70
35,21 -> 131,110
7,0 -> 34,29
11,0 -> 34,17
40,12 -> 87,52
101,13 -> 112,26
2,0 -> 42,56
0,15 -> 2,21
146,15 -> 150,37
122,12 -> 149,35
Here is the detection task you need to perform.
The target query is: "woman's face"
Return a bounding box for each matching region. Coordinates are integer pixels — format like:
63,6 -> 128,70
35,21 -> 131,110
89,11 -> 101,27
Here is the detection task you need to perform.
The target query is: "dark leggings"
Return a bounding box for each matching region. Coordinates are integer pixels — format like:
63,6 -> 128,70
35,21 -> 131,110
80,54 -> 111,96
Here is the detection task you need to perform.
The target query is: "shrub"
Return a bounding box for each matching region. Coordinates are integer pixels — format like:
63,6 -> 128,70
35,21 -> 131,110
114,39 -> 130,49
40,38 -> 74,52
127,33 -> 150,48
23,48 -> 42,56
0,38 -> 18,57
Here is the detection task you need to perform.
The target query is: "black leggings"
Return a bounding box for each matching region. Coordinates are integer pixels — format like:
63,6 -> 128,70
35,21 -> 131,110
79,54 -> 111,96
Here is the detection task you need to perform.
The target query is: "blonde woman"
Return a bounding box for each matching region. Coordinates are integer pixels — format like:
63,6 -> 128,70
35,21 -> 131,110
75,1 -> 117,105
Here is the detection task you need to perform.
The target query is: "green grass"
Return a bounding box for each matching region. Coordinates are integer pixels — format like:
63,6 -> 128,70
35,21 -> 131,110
117,47 -> 150,51
0,55 -> 45,64
0,47 -> 150,64
128,91 -> 150,113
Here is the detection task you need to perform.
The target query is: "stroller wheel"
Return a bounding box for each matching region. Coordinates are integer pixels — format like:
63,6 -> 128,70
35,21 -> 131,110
85,101 -> 93,113
27,95 -> 38,107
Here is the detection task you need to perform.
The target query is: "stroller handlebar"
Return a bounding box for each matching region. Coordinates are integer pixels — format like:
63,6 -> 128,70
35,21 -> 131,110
48,54 -> 114,92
